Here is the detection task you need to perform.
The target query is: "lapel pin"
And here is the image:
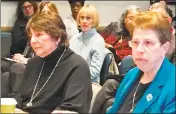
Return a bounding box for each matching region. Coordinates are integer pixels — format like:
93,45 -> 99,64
146,94 -> 153,102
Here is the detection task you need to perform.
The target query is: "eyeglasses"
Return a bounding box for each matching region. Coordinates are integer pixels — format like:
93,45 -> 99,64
23,5 -> 33,10
128,40 -> 161,51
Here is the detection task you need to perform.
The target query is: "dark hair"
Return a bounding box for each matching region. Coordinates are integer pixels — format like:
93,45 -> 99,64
16,0 -> 38,20
68,0 -> 85,6
165,7 -> 173,18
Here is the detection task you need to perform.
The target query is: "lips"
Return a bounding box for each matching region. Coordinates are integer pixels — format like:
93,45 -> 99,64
135,58 -> 147,62
82,25 -> 87,27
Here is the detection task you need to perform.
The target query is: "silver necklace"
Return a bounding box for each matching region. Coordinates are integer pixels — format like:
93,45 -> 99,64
130,81 -> 141,113
26,48 -> 66,107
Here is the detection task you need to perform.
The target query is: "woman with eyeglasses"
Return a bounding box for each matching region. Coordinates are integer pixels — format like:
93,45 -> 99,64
10,0 -> 37,55
1,1 -> 37,98
107,11 -> 175,113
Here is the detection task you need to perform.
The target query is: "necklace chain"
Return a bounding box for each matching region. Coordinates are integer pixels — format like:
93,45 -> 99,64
130,81 -> 141,113
26,48 -> 67,107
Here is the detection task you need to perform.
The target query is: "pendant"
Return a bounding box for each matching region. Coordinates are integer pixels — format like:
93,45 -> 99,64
130,108 -> 133,113
26,102 -> 32,107
130,109 -> 133,113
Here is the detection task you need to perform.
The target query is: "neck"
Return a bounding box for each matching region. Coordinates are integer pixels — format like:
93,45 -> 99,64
140,57 -> 164,84
72,14 -> 77,20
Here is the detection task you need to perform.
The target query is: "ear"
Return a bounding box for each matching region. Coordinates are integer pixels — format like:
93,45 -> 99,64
56,38 -> 61,46
167,17 -> 172,24
162,41 -> 170,54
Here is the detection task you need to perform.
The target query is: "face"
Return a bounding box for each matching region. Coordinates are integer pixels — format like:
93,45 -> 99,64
79,13 -> 93,32
131,29 -> 169,72
70,2 -> 83,16
30,29 -> 58,58
124,9 -> 140,31
22,1 -> 34,17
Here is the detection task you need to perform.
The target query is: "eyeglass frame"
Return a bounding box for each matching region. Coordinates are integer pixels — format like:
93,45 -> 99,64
128,39 -> 162,51
22,4 -> 33,10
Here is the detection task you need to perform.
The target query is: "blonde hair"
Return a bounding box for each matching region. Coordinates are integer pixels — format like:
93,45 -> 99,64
129,11 -> 172,44
26,13 -> 69,47
77,4 -> 99,28
37,2 -> 59,14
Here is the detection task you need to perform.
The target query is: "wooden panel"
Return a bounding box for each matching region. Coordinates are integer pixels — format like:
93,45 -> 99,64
1,26 -> 12,32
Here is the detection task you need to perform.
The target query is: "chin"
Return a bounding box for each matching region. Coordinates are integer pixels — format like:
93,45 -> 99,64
137,64 -> 151,73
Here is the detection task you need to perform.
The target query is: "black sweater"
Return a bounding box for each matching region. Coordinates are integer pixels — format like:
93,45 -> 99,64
11,45 -> 92,113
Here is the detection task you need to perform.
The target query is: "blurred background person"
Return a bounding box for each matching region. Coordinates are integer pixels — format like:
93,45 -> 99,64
10,0 -> 37,55
149,2 -> 175,63
63,0 -> 85,40
100,5 -> 141,64
69,4 -> 105,84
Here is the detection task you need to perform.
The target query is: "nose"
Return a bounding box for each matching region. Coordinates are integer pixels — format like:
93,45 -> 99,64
30,35 -> 37,45
82,18 -> 87,23
136,42 -> 145,52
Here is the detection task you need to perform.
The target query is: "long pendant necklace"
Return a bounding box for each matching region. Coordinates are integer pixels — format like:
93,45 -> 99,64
130,81 -> 141,113
26,48 -> 66,107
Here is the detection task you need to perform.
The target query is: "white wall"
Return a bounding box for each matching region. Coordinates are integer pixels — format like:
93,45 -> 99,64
1,1 -> 175,27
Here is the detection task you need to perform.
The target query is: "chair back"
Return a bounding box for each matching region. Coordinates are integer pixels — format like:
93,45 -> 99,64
100,53 -> 113,85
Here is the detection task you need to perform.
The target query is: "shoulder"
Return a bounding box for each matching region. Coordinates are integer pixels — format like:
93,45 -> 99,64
27,56 -> 41,66
63,48 -> 90,75
69,33 -> 82,42
122,67 -> 140,81
93,32 -> 105,43
67,48 -> 88,66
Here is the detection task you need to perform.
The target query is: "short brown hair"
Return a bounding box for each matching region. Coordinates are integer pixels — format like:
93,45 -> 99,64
37,2 -> 59,14
77,4 -> 99,28
129,11 -> 172,44
26,12 -> 69,47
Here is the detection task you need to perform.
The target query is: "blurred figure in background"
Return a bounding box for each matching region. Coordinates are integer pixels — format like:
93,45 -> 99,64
69,4 -> 105,84
100,5 -> 141,64
63,0 -> 85,40
10,0 -> 37,55
149,2 -> 175,63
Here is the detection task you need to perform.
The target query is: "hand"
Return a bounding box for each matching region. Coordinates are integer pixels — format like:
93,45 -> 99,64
105,43 -> 113,48
12,54 -> 28,64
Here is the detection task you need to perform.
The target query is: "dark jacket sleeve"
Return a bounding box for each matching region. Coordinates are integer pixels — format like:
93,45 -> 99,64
11,20 -> 28,54
57,60 -> 92,113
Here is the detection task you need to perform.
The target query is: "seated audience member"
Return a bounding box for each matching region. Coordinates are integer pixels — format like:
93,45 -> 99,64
37,1 -> 66,32
1,0 -> 37,73
1,1 -> 65,99
37,1 -> 59,14
69,4 -> 105,84
63,0 -> 85,40
107,11 -> 175,113
10,0 -> 37,55
149,2 -> 175,61
91,6 -> 141,113
100,5 -> 141,64
9,13 -> 92,113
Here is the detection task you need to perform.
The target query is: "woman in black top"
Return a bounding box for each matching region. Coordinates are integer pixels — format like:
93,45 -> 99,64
11,12 -> 92,113
10,0 -> 37,55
